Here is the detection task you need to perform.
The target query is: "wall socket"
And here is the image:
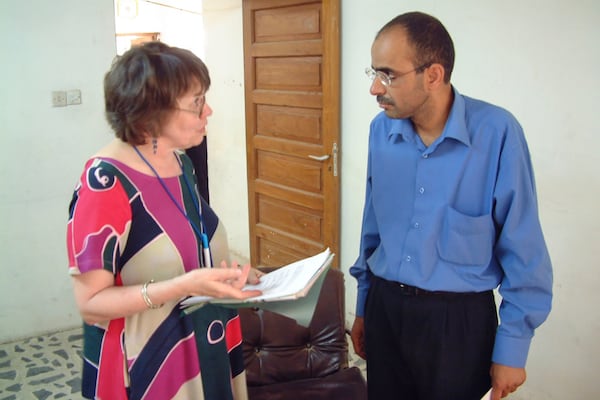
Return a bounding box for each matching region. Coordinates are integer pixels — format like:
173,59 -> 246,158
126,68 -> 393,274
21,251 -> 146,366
52,89 -> 82,107
52,91 -> 67,107
67,89 -> 82,105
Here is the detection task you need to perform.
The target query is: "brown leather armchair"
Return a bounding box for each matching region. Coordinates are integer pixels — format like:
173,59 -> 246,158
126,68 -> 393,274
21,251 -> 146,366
238,268 -> 367,400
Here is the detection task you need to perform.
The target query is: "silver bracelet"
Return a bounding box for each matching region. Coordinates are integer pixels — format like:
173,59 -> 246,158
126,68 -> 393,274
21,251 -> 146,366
142,280 -> 162,309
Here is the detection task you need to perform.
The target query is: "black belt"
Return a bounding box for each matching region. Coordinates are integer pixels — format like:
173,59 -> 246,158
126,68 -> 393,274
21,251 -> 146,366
376,276 -> 489,298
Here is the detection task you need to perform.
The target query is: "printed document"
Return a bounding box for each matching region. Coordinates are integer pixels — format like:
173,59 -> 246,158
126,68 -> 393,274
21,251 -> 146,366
480,388 -> 492,400
181,248 -> 333,306
181,248 -> 334,327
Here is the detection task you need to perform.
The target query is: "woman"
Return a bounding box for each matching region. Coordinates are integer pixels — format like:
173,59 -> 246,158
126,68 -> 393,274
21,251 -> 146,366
67,41 -> 261,399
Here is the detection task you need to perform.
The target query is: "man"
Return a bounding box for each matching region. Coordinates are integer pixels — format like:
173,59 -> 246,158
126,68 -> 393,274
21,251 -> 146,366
186,140 -> 210,203
349,11 -> 553,400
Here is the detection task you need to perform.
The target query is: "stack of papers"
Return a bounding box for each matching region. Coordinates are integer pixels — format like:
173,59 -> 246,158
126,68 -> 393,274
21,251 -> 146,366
480,389 -> 492,400
181,248 -> 334,308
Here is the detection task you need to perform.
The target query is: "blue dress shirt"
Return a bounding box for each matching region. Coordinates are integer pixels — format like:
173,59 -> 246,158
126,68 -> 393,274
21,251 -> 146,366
350,88 -> 553,368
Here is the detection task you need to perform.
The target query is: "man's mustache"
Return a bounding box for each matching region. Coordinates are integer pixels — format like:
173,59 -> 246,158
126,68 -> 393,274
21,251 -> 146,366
377,95 -> 394,106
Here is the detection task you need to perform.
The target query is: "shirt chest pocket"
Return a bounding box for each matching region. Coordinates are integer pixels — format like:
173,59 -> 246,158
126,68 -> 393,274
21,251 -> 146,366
436,207 -> 494,266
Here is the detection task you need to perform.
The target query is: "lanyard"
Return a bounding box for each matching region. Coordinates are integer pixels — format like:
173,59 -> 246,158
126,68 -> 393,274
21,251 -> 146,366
133,146 -> 212,268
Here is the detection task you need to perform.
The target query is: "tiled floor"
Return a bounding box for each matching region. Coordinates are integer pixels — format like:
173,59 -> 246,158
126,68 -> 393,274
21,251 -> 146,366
0,327 -> 366,399
347,340 -> 367,376
0,328 -> 83,399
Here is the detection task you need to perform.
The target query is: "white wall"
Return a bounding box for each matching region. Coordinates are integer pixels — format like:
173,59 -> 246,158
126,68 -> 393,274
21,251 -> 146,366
1,0 -> 598,398
340,1 -> 600,399
202,0 -> 251,261
0,1 -> 116,340
115,0 -> 204,57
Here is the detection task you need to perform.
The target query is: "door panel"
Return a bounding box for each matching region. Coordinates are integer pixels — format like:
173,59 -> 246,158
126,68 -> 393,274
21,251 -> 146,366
243,0 -> 340,268
255,57 -> 322,89
258,197 -> 322,241
257,152 -> 322,192
256,105 -> 322,142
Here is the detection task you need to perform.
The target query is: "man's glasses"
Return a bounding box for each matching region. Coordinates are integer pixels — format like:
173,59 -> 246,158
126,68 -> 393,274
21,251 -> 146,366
175,95 -> 206,117
365,62 -> 432,87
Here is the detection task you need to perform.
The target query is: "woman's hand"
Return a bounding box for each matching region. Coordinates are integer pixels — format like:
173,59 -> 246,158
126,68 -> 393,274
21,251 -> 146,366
179,265 -> 262,300
72,262 -> 264,325
221,260 -> 265,285
245,266 -> 265,286
246,267 -> 265,284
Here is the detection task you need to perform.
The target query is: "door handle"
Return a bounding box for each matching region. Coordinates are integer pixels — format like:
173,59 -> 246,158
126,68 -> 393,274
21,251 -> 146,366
308,154 -> 330,161
308,142 -> 338,177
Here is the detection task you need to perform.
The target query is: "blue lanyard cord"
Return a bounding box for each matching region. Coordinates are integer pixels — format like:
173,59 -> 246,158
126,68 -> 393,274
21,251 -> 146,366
133,146 -> 212,267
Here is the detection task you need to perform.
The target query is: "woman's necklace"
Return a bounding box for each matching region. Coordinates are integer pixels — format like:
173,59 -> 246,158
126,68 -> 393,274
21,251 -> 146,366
133,145 -> 212,268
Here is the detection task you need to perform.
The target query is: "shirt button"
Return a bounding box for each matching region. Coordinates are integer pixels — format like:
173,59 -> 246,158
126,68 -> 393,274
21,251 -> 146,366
422,153 -> 429,158
414,222 -> 420,228
419,187 -> 425,194
406,256 -> 412,262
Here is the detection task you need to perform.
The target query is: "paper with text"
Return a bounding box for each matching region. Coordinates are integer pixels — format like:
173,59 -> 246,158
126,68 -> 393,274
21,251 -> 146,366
181,248 -> 332,307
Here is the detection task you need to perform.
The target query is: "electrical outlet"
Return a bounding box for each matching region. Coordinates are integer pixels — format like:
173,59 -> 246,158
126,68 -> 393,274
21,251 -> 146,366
67,89 -> 82,105
52,91 -> 67,107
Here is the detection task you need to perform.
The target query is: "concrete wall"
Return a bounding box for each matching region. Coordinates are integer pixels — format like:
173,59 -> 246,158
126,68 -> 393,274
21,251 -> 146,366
0,0 -> 116,340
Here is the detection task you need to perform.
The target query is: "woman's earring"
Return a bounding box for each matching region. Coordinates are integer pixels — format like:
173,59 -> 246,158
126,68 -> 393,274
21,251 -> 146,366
152,138 -> 158,154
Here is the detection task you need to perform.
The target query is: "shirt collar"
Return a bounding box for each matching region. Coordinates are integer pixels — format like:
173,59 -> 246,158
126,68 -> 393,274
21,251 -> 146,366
443,87 -> 470,146
386,86 -> 471,147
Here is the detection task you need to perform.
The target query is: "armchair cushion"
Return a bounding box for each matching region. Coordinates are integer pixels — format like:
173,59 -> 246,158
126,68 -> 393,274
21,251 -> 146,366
239,268 -> 366,399
246,366 -> 366,400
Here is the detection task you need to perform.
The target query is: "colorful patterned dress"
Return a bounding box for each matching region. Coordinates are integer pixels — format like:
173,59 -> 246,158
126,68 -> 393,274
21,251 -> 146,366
66,153 -> 248,400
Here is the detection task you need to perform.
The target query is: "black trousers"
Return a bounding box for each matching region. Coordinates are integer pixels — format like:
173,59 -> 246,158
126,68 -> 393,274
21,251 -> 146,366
364,276 -> 497,400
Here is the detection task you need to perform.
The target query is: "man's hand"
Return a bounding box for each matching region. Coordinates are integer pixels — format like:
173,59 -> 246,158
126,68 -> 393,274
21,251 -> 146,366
350,316 -> 367,359
490,363 -> 526,399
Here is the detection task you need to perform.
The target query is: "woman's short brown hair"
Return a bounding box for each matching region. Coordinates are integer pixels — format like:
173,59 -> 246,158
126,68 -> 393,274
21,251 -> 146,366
104,41 -> 211,144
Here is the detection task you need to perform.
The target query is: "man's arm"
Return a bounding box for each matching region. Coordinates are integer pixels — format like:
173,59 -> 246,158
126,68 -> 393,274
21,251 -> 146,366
491,117 -> 553,367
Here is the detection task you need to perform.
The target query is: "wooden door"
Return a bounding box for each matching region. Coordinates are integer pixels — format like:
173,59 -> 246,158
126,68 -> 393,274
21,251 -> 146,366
243,0 -> 340,268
